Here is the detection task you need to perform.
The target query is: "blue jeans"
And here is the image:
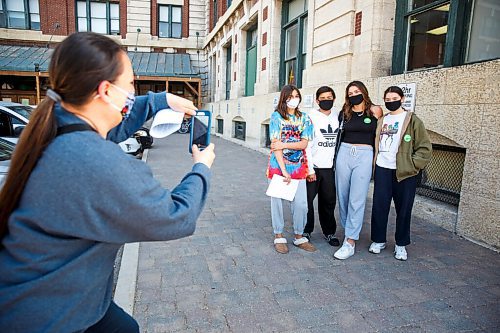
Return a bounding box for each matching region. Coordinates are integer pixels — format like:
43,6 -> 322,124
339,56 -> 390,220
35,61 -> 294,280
270,179 -> 307,235
335,143 -> 373,240
85,301 -> 139,333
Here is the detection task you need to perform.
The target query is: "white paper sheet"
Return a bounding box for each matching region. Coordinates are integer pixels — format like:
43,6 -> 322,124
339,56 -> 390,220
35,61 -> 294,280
150,108 -> 184,138
266,174 -> 299,201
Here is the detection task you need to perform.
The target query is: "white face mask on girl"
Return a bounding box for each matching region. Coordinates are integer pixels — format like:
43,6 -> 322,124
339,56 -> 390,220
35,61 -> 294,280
108,84 -> 136,119
286,98 -> 300,109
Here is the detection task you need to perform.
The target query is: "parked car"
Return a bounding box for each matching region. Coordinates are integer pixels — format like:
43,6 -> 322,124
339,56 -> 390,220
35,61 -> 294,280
0,137 -> 15,187
0,101 -> 33,144
0,101 -> 153,155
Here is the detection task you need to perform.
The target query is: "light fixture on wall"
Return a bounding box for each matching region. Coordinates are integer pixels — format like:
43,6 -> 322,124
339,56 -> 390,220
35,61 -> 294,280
427,25 -> 448,35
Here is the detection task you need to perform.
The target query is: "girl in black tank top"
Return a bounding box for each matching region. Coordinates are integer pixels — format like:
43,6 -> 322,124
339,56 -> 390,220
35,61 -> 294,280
341,111 -> 378,146
333,81 -> 382,260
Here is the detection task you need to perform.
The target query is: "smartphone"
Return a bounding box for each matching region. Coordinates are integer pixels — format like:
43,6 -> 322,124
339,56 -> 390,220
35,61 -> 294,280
189,110 -> 211,153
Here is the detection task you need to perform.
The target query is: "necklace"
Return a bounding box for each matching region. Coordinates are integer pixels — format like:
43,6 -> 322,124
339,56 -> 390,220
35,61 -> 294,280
353,110 -> 364,117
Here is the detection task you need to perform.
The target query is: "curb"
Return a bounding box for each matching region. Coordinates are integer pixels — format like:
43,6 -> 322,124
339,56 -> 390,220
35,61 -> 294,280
113,149 -> 149,315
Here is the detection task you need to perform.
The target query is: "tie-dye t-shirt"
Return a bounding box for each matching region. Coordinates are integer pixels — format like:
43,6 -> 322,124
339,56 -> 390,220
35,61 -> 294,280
266,111 -> 313,179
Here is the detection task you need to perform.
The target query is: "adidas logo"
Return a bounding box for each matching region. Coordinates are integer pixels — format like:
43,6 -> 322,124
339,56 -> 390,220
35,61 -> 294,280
320,125 -> 338,141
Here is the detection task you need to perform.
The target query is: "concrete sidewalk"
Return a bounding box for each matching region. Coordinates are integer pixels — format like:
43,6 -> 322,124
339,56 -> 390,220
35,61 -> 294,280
120,134 -> 499,333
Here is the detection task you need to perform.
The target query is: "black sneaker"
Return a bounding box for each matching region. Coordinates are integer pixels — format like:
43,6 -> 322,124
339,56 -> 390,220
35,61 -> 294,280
325,234 -> 340,246
303,232 -> 311,241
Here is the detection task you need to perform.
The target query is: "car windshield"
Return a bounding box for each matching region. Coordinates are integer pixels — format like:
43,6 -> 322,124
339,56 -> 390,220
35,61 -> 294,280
0,140 -> 14,161
8,105 -> 33,119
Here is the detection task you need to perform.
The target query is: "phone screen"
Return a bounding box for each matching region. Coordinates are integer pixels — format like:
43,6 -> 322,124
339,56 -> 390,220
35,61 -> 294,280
190,113 -> 210,152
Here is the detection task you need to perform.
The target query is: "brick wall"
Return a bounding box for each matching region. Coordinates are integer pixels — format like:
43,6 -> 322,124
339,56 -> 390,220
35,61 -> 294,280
183,0 -> 190,37
39,0 -> 73,36
151,0 -> 158,36
38,0 -> 125,37
119,0 -> 127,38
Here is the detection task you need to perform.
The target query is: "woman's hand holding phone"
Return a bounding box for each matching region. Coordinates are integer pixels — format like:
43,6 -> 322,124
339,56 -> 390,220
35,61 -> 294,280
166,93 -> 197,116
192,143 -> 215,169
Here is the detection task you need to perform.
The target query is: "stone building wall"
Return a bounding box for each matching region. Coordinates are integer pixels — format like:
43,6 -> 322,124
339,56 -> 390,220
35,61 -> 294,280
202,0 -> 500,248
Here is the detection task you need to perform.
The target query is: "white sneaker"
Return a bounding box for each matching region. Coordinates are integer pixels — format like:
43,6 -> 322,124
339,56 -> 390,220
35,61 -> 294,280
333,241 -> 355,260
369,242 -> 386,254
394,245 -> 407,261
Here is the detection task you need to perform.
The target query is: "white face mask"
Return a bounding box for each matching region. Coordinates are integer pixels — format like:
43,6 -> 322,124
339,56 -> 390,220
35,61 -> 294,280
286,98 -> 300,109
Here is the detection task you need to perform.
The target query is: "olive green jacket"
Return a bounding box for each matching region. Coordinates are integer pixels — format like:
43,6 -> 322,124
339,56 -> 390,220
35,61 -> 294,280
374,111 -> 432,182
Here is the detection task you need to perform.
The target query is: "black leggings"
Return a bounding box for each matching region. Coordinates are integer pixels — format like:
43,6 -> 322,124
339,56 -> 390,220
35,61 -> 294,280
85,302 -> 139,333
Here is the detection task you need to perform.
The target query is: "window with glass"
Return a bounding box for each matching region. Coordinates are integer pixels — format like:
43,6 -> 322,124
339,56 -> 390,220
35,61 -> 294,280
213,0 -> 218,29
280,0 -> 308,88
159,5 -> 182,38
0,0 -> 40,30
76,1 -> 120,35
465,0 -> 500,63
225,44 -> 232,100
245,26 -> 258,96
392,0 -> 500,74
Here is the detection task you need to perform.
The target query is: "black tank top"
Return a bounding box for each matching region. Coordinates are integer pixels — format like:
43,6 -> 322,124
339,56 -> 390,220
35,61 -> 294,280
342,111 -> 377,145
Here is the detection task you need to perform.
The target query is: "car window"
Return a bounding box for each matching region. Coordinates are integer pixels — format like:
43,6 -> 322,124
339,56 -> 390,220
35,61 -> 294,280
0,112 -> 13,137
0,140 -> 14,161
7,106 -> 33,120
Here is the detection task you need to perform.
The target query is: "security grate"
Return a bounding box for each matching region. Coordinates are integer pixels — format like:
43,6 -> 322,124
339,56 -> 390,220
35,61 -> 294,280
264,124 -> 271,148
233,121 -> 246,140
416,144 -> 466,206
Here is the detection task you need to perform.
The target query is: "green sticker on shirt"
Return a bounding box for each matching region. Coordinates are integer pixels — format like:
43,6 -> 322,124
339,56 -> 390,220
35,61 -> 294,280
404,134 -> 411,142
363,118 -> 371,124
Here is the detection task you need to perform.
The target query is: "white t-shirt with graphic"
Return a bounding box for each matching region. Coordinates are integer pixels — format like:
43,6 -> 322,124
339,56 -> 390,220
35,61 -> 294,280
376,111 -> 407,169
306,108 -> 340,172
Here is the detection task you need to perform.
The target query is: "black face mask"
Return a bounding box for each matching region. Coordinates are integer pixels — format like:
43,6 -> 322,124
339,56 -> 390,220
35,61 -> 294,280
385,100 -> 402,112
318,100 -> 334,110
349,94 -> 364,106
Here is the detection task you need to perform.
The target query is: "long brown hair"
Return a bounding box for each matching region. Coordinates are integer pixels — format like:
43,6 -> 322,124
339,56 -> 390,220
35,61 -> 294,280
341,80 -> 374,121
0,32 -> 124,245
275,84 -> 302,120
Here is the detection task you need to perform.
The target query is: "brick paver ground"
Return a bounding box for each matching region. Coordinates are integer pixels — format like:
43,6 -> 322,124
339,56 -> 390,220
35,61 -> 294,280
133,134 -> 499,333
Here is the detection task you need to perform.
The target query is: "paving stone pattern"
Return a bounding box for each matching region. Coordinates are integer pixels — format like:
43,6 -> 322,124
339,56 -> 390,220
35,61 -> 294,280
133,134 -> 499,333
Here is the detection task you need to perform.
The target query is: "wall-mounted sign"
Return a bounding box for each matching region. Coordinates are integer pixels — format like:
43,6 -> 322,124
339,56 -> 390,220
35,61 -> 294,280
273,96 -> 279,108
398,83 -> 416,112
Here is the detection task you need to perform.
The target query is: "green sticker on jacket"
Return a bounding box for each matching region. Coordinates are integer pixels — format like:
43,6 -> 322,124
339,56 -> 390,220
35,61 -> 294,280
404,134 -> 411,142
363,118 -> 371,124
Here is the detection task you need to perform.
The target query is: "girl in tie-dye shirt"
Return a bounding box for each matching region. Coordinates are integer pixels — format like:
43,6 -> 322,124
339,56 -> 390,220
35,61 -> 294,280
267,85 -> 316,254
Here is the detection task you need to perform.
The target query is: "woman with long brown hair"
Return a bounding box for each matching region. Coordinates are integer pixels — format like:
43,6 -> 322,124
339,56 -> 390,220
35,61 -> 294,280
267,85 -> 316,254
0,32 -> 215,332
333,81 -> 382,260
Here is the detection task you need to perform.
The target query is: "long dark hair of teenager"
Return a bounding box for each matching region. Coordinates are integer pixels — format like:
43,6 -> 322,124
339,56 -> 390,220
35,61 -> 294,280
275,84 -> 302,120
342,80 -> 375,120
0,32 -> 124,246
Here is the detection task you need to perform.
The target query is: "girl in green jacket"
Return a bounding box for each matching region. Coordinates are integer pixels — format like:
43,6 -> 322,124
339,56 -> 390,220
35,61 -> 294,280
369,86 -> 432,261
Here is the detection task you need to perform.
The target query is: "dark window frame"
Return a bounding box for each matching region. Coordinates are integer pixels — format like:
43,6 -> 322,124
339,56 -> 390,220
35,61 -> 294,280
392,0 -> 499,74
213,0 -> 218,30
245,25 -> 258,97
158,4 -> 182,39
279,0 -> 308,88
225,44 -> 232,100
216,118 -> 224,135
233,120 -> 246,141
76,0 -> 120,35
0,0 -> 40,30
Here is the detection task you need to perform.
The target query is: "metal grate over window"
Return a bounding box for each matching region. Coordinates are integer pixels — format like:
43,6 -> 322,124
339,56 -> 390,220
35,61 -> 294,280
416,144 -> 466,206
233,121 -> 245,140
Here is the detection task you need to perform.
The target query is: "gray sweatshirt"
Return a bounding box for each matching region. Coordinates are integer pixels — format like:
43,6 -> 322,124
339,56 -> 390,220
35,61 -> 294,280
0,92 -> 211,332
